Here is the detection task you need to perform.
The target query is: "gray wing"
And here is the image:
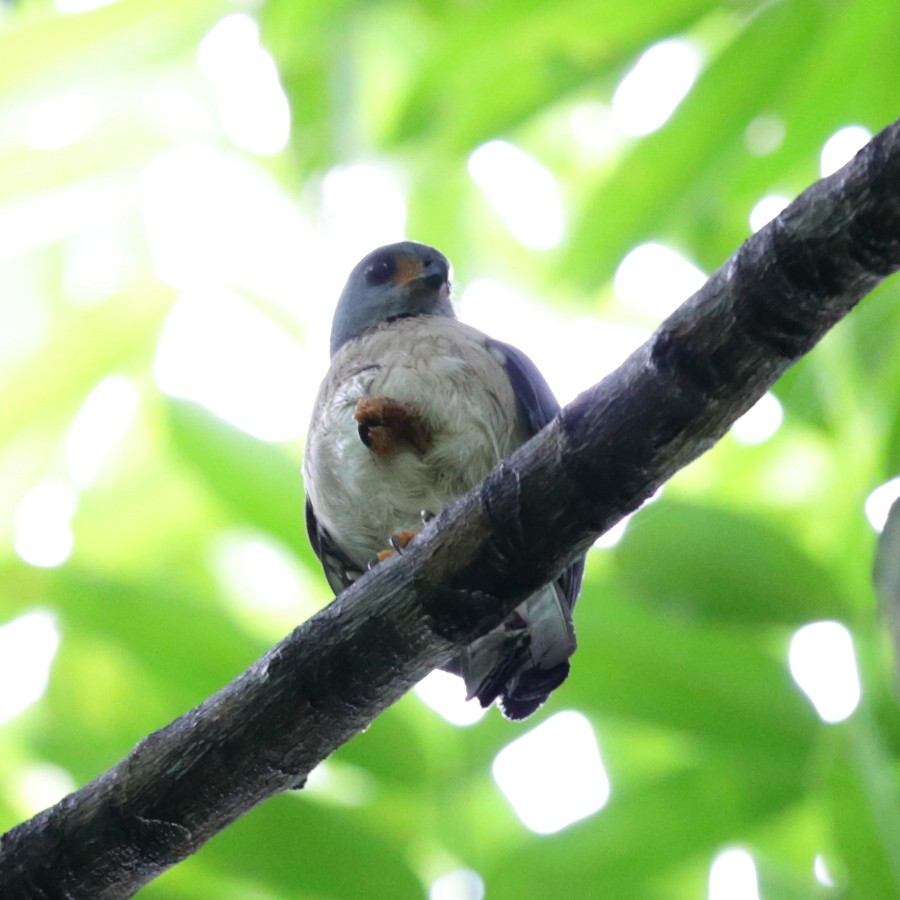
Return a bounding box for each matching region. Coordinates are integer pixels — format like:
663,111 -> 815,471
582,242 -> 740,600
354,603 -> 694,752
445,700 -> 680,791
487,337 -> 560,436
487,338 -> 584,614
458,339 -> 585,719
305,496 -> 363,595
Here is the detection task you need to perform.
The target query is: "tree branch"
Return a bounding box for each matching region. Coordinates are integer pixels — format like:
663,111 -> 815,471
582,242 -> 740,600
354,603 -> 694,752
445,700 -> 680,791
3,116 -> 900,898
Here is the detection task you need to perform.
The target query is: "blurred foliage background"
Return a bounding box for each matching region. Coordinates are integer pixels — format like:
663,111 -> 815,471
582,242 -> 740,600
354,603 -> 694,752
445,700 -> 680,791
2,0 -> 900,897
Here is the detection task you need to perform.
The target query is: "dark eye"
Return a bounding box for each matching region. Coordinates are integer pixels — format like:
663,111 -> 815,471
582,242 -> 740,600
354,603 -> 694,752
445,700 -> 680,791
363,254 -> 396,286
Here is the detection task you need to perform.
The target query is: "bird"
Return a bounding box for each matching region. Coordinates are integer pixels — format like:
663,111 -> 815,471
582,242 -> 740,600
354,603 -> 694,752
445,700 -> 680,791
303,241 -> 584,719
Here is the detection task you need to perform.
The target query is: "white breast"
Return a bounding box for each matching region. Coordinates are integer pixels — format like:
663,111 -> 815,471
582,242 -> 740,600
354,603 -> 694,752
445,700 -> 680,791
304,316 -> 522,567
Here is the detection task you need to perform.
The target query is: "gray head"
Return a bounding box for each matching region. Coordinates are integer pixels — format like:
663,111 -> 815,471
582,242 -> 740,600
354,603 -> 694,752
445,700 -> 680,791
330,241 -> 454,356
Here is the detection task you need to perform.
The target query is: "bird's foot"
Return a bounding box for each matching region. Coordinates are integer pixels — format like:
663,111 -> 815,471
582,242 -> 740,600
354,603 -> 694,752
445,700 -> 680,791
354,397 -> 432,458
379,529 -> 417,561
367,529 -> 418,568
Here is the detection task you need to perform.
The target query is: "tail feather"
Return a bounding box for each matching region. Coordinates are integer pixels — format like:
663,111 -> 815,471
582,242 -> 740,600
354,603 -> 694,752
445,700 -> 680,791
455,583 -> 577,719
498,661 -> 571,720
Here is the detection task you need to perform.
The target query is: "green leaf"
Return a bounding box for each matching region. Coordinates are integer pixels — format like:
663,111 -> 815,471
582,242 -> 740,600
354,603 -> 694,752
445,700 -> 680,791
165,399 -> 313,566
389,0 -> 724,153
482,756 -> 805,896
0,0 -> 223,98
152,792 -> 424,899
825,720 -> 900,896
610,499 -> 847,624
569,568 -> 818,756
564,0 -> 828,285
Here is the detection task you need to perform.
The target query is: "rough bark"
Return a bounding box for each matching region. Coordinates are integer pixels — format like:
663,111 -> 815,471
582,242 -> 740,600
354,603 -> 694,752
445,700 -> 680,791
2,116 -> 900,898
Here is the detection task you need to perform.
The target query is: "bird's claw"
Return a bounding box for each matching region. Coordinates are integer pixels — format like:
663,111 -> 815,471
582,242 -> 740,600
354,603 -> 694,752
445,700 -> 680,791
354,397 -> 432,457
368,529 -> 418,567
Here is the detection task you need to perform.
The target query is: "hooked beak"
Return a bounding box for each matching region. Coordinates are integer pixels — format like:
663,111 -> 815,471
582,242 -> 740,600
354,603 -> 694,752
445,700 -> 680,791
396,254 -> 450,296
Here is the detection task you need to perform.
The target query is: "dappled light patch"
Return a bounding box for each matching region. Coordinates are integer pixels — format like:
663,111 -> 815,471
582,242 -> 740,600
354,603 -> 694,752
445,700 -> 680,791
0,612 -> 60,724
14,484 -> 77,569
789,621 -> 861,724
468,141 -> 564,250
155,287 -> 305,441
429,868 -> 484,900
731,392 -> 783,445
866,476 -> 900,532
197,14 -> 290,157
820,125 -> 872,177
614,242 -> 706,320
612,39 -> 703,137
492,711 -> 609,834
415,670 -> 487,727
708,847 -> 760,900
